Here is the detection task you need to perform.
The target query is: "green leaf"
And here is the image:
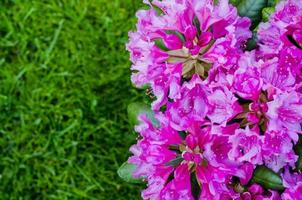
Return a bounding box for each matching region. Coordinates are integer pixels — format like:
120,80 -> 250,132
262,7 -> 275,22
230,0 -> 241,6
154,39 -> 170,51
190,172 -> 201,199
215,0 -> 240,6
150,2 -> 165,16
267,0 -> 280,7
252,166 -> 284,191
237,0 -> 267,28
166,30 -> 186,43
294,136 -> 302,171
245,32 -> 258,51
296,152 -> 302,171
165,156 -> 184,167
193,16 -> 201,37
117,162 -> 142,183
127,102 -> 159,126
178,131 -> 187,140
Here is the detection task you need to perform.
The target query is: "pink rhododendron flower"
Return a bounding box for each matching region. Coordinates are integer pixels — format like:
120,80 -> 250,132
165,75 -> 209,131
282,167 -> 302,188
233,52 -> 263,101
259,57 -> 296,92
127,0 -> 251,109
207,85 -> 242,126
159,165 -> 194,200
221,183 -> 280,200
258,0 -> 302,88
126,0 -> 302,199
129,114 -> 252,200
228,128 -> 263,165
282,182 -> 302,200
262,130 -> 297,172
266,91 -> 302,141
281,168 -> 302,200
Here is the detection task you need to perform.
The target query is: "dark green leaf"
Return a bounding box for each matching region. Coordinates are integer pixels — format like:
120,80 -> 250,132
168,144 -> 181,154
149,2 -> 164,16
117,162 -> 143,183
215,0 -> 240,6
166,30 -> 186,43
230,0 -> 241,6
127,102 -> 159,126
165,171 -> 175,186
245,32 -> 258,51
294,136 -> 302,171
165,156 -> 184,167
296,155 -> 302,171
267,0 -> 280,7
154,39 -> 170,51
193,16 -> 201,37
191,172 -> 201,200
252,166 -> 284,190
287,35 -> 302,50
178,131 -> 187,140
237,0 -> 267,28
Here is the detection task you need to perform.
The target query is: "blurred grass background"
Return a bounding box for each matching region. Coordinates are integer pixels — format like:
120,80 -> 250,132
0,0 -> 145,199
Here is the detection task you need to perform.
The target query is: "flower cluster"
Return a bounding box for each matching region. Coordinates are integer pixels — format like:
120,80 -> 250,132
126,0 -> 302,199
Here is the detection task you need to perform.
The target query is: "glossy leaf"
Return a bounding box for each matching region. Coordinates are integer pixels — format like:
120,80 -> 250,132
214,0 -> 240,6
191,172 -> 201,200
117,162 -> 142,183
230,0 -> 241,6
154,38 -> 170,51
165,156 -> 184,167
178,131 -> 187,140
252,165 -> 284,191
237,0 -> 267,28
245,32 -> 258,51
296,152 -> 302,171
294,136 -> 302,171
127,102 -> 159,126
166,30 -> 186,43
267,0 -> 280,7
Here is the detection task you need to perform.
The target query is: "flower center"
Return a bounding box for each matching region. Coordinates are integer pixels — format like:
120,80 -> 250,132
166,35 -> 215,79
167,142 -> 207,171
233,92 -> 269,132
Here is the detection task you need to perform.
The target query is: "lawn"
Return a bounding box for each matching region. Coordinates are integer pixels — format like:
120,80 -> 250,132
0,0 -> 145,199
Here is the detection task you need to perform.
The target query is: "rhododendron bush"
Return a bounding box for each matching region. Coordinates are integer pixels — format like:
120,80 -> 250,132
118,0 -> 302,199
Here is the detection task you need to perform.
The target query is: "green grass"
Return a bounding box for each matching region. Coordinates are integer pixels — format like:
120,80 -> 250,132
0,0 -> 146,199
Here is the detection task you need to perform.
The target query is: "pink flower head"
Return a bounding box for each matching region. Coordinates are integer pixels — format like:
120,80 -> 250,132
281,168 -> 302,200
221,183 -> 280,200
233,52 -> 263,101
207,85 -> 242,126
282,182 -> 302,200
127,0 -> 251,110
126,0 -> 302,199
159,164 -> 194,200
228,127 -> 263,165
128,114 -> 181,179
130,114 -> 251,200
282,167 -> 302,188
267,90 -> 302,142
259,57 -> 296,92
258,0 -> 302,89
165,75 -> 209,131
262,130 -> 298,172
